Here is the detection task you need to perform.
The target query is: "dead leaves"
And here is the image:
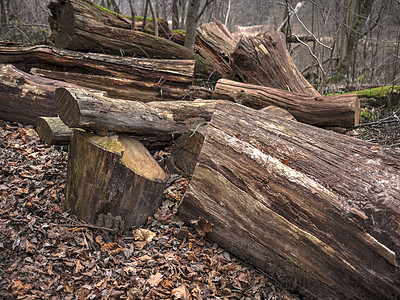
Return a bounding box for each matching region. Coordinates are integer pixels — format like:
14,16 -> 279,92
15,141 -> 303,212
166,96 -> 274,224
0,121 -> 297,300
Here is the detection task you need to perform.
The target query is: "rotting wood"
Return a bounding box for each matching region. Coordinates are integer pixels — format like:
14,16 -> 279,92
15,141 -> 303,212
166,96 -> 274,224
55,87 -> 217,137
231,31 -> 320,97
194,20 -> 237,79
48,0 -> 195,61
0,45 -> 195,101
0,64 -> 104,125
178,101 -> 400,300
66,130 -> 167,232
36,117 -> 73,145
213,78 -> 360,128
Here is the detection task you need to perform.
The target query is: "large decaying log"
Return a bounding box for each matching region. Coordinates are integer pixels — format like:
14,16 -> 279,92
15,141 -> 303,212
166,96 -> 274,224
178,101 -> 400,299
0,45 -> 195,101
66,130 -> 167,232
195,21 -> 237,79
231,32 -> 320,97
214,78 -> 360,128
36,117 -> 73,145
0,64 -> 104,125
55,87 -> 217,137
48,0 -> 194,61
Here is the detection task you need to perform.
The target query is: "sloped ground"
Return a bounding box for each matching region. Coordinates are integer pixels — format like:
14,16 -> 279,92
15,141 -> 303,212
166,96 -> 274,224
0,120 -> 298,300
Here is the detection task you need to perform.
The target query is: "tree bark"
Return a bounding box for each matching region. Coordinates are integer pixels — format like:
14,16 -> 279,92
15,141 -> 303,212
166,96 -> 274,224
55,87 -> 217,137
0,45 -> 195,102
36,117 -> 73,145
48,0 -> 194,60
66,130 -> 167,232
231,31 -> 320,97
0,64 -> 104,125
194,20 -> 237,79
178,101 -> 400,300
213,78 -> 360,128
336,0 -> 375,83
184,0 -> 200,49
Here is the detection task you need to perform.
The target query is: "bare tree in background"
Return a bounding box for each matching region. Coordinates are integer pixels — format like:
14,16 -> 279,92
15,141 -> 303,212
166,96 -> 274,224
335,0 -> 375,83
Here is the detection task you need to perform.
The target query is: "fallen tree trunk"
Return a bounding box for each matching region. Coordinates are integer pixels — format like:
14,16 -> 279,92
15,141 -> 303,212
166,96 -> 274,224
0,64 -> 104,125
194,21 -> 237,79
48,0 -> 195,61
231,31 -> 320,97
178,101 -> 400,299
55,87 -> 217,137
214,78 -> 360,128
0,45 -> 195,101
66,130 -> 167,232
36,117 -> 73,145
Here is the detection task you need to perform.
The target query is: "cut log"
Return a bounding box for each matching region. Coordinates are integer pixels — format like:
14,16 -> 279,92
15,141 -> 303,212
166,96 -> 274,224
178,101 -> 400,299
36,117 -> 73,145
214,78 -> 360,128
66,130 -> 167,232
231,31 -> 320,97
0,45 -> 195,101
194,21 -> 237,79
55,87 -> 217,137
0,64 -> 104,125
48,0 -> 195,61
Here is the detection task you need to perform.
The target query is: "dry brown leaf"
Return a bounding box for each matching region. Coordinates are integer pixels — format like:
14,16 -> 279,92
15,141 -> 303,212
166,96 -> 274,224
74,259 -> 85,275
64,281 -> 75,294
133,228 -> 156,243
171,284 -> 190,299
25,240 -> 36,254
147,272 -> 163,287
191,217 -> 213,237
101,242 -> 120,250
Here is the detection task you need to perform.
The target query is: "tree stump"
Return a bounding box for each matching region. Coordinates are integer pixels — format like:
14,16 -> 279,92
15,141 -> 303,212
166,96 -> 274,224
66,130 -> 167,232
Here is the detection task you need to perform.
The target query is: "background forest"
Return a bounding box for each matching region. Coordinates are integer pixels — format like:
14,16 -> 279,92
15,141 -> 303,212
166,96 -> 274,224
1,0 -> 400,92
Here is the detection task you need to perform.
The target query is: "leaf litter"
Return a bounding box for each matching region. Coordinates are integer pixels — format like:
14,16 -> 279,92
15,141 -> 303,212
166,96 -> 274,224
0,120 -> 299,300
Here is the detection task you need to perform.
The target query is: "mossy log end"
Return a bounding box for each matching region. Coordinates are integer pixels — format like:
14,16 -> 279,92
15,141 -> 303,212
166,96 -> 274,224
214,78 -> 360,128
66,130 -> 167,232
178,101 -> 400,299
36,117 -> 73,145
55,87 -> 217,137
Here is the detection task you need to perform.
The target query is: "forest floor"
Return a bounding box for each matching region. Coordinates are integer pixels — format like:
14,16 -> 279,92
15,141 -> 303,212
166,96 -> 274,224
0,120 -> 299,300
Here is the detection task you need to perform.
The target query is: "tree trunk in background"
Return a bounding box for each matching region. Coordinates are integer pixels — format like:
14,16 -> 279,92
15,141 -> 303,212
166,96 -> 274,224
147,0 -> 159,37
172,0 -> 179,29
336,0 -> 374,83
184,0 -> 201,49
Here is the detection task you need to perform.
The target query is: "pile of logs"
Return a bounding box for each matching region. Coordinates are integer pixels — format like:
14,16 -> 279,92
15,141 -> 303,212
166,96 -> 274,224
1,0 -> 399,298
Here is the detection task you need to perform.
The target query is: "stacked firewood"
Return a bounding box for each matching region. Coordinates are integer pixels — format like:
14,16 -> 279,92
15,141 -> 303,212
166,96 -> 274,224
0,0 -> 399,299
